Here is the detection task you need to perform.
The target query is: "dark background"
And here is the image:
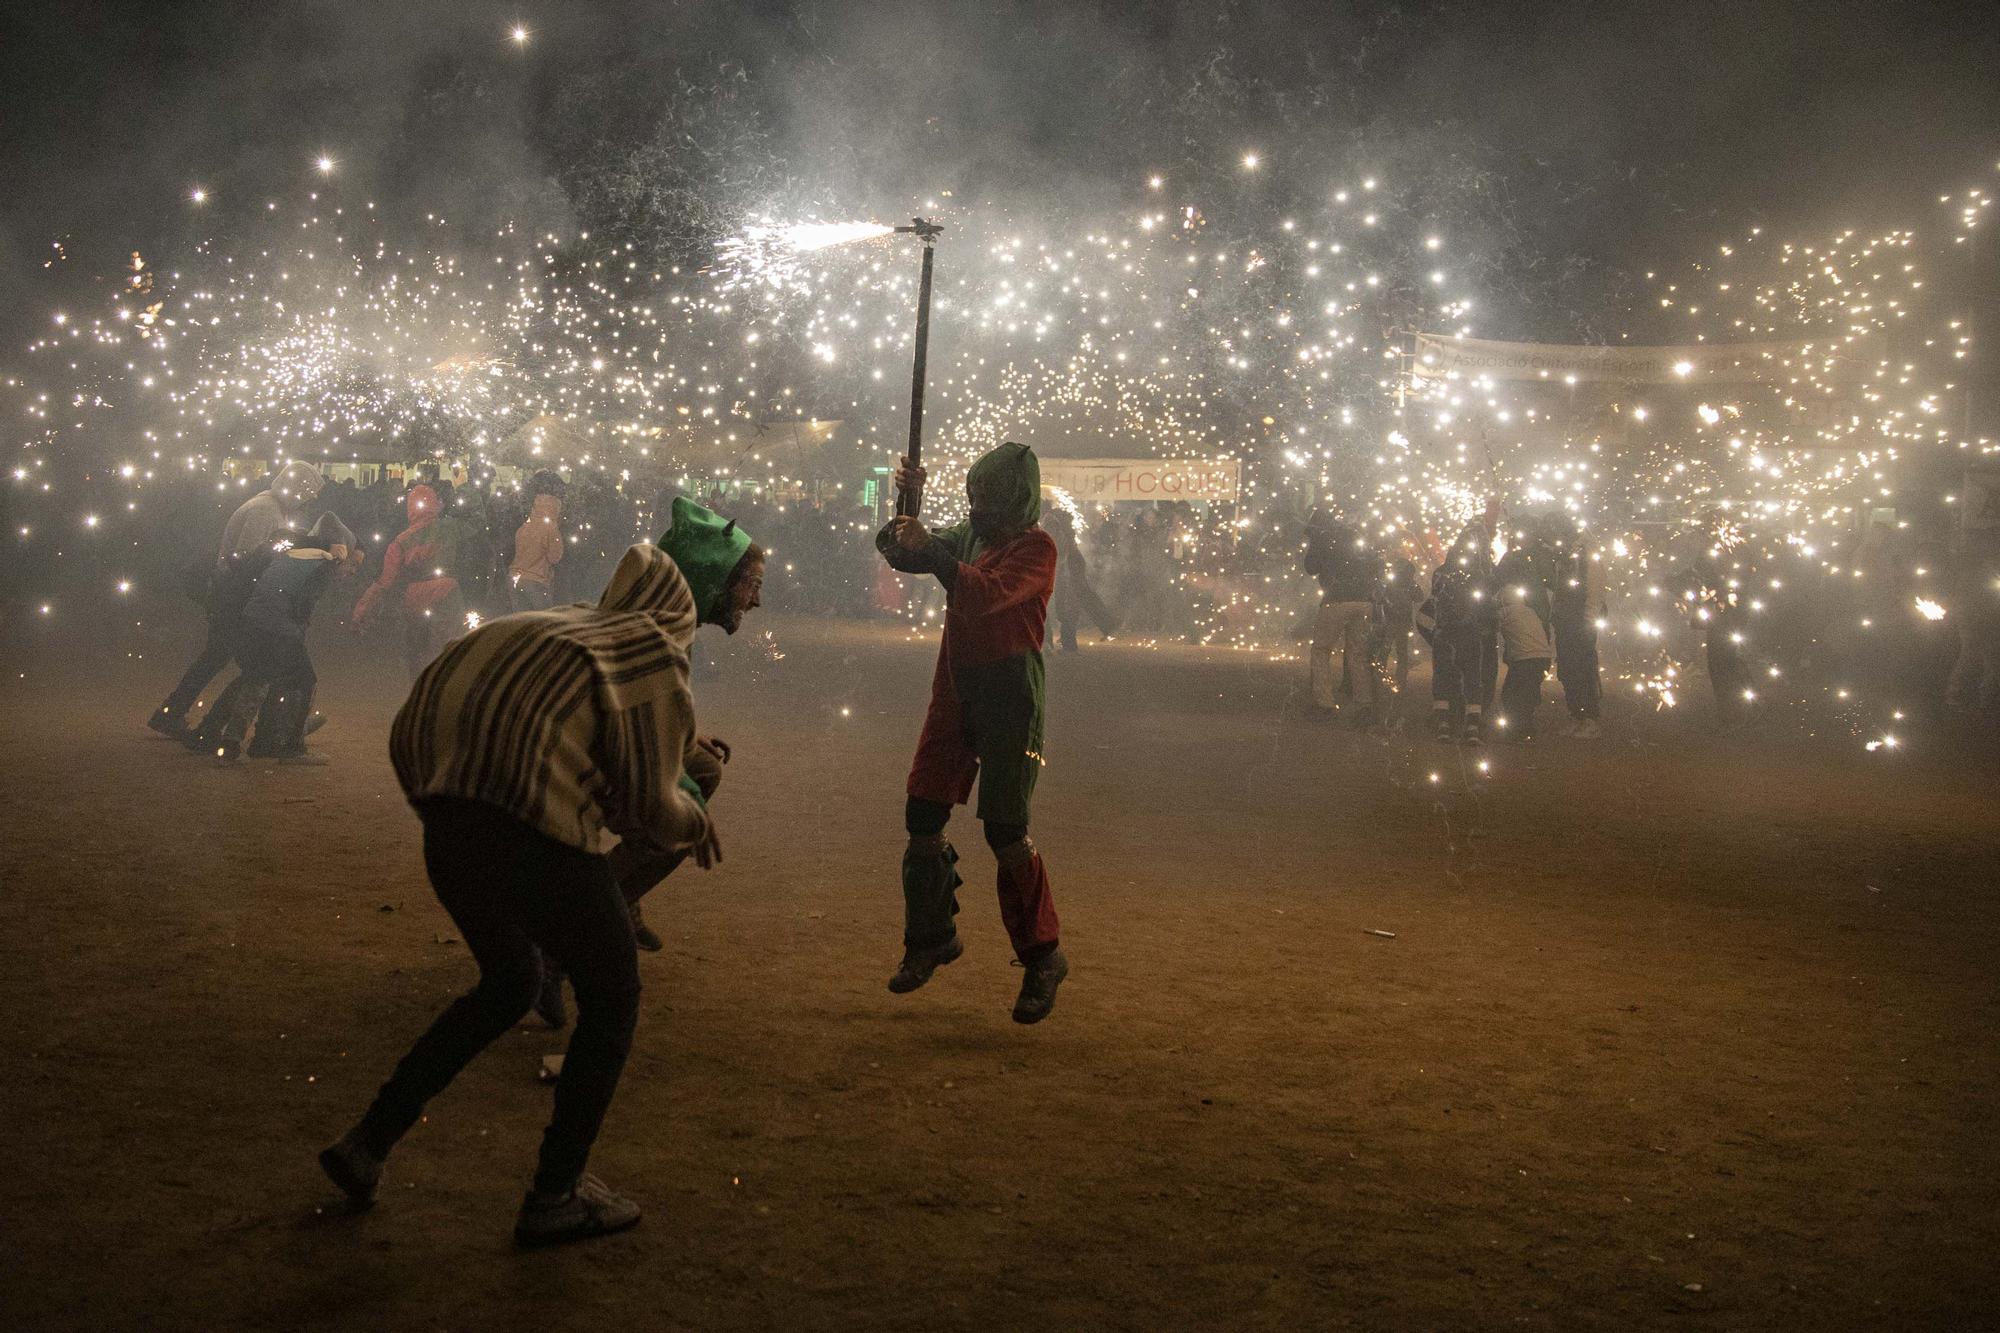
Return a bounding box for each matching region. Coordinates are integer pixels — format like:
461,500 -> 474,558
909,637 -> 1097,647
3,0 -> 1997,341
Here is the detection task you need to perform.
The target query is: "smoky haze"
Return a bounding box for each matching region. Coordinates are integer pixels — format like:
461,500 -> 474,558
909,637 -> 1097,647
4,0 -> 1997,341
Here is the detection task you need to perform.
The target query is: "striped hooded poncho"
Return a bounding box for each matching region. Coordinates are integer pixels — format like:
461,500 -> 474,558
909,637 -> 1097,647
390,542 -> 709,856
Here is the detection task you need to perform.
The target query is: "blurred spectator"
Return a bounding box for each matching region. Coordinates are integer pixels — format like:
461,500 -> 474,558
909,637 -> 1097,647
1302,507 -> 1381,724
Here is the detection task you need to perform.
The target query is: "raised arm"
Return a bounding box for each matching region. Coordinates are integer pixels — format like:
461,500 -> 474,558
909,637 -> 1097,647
353,533 -> 406,622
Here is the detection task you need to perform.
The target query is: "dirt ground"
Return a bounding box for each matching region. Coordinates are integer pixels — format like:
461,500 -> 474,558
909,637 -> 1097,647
1,607 -> 1996,1331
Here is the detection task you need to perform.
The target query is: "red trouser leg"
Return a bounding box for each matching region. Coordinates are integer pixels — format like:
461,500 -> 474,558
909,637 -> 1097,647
995,842 -> 1060,962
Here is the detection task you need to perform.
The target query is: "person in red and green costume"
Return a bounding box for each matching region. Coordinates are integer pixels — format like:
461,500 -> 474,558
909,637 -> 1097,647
877,441 -> 1069,1024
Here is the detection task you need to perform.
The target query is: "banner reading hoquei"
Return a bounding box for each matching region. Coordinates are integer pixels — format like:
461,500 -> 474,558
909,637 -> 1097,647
1038,456 -> 1242,504
1412,332 -> 1852,385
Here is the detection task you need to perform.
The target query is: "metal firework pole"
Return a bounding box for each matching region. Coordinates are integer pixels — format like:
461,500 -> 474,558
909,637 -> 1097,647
892,218 -> 944,517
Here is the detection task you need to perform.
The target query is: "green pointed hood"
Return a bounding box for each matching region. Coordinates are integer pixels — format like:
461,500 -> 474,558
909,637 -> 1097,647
968,440 -> 1041,535
657,496 -> 753,623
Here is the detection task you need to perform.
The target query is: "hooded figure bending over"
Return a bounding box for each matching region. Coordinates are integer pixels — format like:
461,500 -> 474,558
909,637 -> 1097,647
876,441 -> 1069,1025
320,538 -> 742,1249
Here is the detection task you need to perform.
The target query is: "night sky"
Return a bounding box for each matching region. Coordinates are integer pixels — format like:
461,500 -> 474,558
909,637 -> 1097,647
2,0 -> 1997,338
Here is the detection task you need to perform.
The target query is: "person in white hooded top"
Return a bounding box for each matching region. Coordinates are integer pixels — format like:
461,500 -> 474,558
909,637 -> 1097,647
1493,540 -> 1556,740
150,460 -> 325,737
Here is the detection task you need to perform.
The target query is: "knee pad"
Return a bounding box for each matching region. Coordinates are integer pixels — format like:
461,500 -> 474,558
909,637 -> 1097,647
985,824 -> 1033,870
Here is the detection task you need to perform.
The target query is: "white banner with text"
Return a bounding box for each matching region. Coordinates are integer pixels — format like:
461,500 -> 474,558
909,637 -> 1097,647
1038,456 -> 1241,504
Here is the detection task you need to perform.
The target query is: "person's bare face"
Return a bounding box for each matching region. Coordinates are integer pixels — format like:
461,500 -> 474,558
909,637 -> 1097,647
715,552 -> 764,634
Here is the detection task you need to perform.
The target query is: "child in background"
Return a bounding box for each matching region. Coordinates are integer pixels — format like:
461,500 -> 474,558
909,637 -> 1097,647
1494,541 -> 1554,741
511,471 -> 567,610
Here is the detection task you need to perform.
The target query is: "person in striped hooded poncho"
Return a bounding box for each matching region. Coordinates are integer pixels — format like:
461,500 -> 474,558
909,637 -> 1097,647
320,512 -> 763,1248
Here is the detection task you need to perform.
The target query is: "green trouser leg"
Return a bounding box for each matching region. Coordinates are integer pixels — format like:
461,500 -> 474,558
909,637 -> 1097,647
901,837 -> 963,951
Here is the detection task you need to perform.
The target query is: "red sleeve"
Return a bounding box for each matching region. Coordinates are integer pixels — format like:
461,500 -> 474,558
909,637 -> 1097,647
355,532 -> 407,621
947,531 -> 1056,617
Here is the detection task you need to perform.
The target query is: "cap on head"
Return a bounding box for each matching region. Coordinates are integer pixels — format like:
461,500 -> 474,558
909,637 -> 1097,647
657,496 -> 754,622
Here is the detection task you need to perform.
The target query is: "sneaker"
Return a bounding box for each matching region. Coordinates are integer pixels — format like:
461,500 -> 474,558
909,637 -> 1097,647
514,1173 -> 641,1248
147,709 -> 188,740
629,904 -> 663,953
1431,710 -> 1453,740
534,964 -> 568,1029
1011,947 -> 1069,1025
318,1129 -> 383,1208
303,711 -> 328,736
1460,717 -> 1485,745
887,935 -> 964,994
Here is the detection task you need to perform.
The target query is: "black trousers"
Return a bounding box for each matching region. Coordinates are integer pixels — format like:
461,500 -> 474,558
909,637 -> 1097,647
1431,624 -> 1496,714
1498,657 -> 1550,737
159,608 -> 237,720
1554,617 -> 1601,720
215,632 -> 316,754
358,800 -> 640,1196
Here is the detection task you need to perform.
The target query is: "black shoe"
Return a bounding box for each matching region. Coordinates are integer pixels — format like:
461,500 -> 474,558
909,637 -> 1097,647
887,935 -> 964,994
514,1173 -> 641,1248
318,1129 -> 384,1208
1011,947 -> 1069,1025
147,709 -> 188,740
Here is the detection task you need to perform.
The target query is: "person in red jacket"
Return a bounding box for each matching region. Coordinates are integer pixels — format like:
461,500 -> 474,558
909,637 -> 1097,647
353,483 -> 460,677
875,441 -> 1069,1024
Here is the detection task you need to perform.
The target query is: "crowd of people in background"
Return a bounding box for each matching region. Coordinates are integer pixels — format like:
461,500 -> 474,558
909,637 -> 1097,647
115,456 -> 2000,763
1306,499 -> 1706,743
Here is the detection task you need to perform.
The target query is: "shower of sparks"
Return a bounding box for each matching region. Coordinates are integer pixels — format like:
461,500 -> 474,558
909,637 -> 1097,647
711,220 -> 894,291
5,152 -> 1994,753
